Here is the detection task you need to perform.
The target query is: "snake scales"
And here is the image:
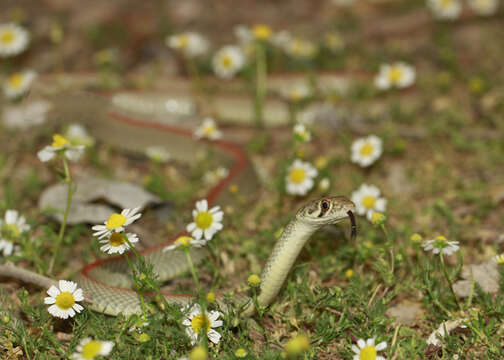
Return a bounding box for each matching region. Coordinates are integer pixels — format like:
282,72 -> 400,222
36,78 -> 357,317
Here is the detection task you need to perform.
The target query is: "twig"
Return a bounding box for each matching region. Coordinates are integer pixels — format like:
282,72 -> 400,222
0,261 -> 57,289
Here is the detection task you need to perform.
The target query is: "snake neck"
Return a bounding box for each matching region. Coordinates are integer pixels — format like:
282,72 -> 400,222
254,218 -> 317,310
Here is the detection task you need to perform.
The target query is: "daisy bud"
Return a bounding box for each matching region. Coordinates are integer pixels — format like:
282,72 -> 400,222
136,333 -> 150,343
206,292 -> 216,303
235,348 -> 248,358
189,346 -> 208,360
410,233 -> 423,244
247,274 -> 261,288
371,212 -> 386,226
285,334 -> 310,356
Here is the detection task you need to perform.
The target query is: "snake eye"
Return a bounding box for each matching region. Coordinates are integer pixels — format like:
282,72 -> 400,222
318,199 -> 330,217
322,200 -> 330,210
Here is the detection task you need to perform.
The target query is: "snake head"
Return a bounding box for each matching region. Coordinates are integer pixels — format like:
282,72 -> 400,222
297,196 -> 356,227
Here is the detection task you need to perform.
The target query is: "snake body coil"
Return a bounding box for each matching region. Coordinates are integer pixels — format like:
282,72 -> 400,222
47,93 -> 356,316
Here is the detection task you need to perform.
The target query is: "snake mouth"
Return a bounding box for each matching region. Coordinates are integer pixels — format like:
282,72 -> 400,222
347,210 -> 357,241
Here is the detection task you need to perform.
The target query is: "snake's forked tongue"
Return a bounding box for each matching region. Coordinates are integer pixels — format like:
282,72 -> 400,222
347,210 -> 357,241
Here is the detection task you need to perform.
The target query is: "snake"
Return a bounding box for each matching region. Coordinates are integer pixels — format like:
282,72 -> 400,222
33,87 -> 357,317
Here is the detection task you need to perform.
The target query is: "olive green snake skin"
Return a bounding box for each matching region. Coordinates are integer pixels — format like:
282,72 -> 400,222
40,89 -> 357,317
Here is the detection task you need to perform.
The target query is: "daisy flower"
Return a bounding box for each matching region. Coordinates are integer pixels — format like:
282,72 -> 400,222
182,304 -> 223,345
282,83 -> 311,102
99,232 -> 139,255
71,338 -> 114,360
493,254 -> 504,264
285,159 -> 318,196
194,118 -> 222,140
145,146 -> 170,163
44,280 -> 84,319
92,208 -> 142,239
351,184 -> 387,221
0,239 -> 15,257
234,24 -> 273,43
166,32 -> 209,58
212,45 -> 245,79
319,177 -> 330,192
3,70 -> 36,99
163,235 -> 206,252
351,135 -> 383,167
0,23 -> 29,57
324,31 -> 345,52
427,0 -> 462,20
468,0 -> 499,15
65,124 -> 95,147
271,30 -> 292,48
37,134 -> 85,163
293,123 -> 311,143
352,337 -> 387,360
283,38 -> 318,59
422,235 -> 460,255
203,167 -> 229,186
3,100 -> 52,129
374,62 -> 415,90
0,209 -> 30,237
187,199 -> 224,241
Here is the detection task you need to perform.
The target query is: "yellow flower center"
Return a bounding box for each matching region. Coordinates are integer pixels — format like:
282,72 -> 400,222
362,196 -> 376,209
359,143 -> 374,156
289,168 -> 306,184
433,235 -> 449,249
178,34 -> 189,48
345,269 -> 354,278
8,73 -> 23,89
252,24 -> 272,40
105,213 -> 126,230
388,67 -> 403,83
203,124 -> 216,136
51,134 -> 70,148
221,55 -> 233,68
191,313 -> 211,334
195,211 -> 213,230
291,40 -> 303,55
290,90 -> 301,101
360,345 -> 377,360
0,31 -> 15,45
441,0 -> 454,6
5,223 -> 20,237
81,340 -> 102,360
175,236 -> 192,247
55,291 -> 75,310
108,233 -> 125,247
235,348 -> 248,358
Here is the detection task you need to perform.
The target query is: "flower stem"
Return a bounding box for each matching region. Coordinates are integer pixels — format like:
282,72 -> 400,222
254,42 -> 267,128
288,102 -> 298,126
48,157 -> 74,274
186,56 -> 212,112
123,253 -> 148,320
439,253 -> 461,310
380,223 -> 395,274
121,233 -> 170,313
184,248 -> 200,290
